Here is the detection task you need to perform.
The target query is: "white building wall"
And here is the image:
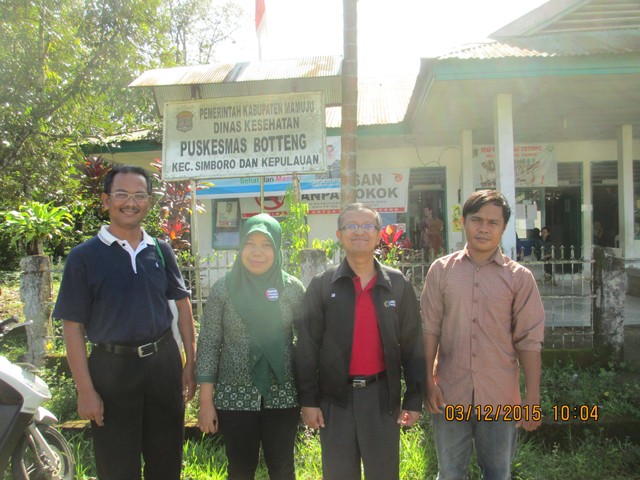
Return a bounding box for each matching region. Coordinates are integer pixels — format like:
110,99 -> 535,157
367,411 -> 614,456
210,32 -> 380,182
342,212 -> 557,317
194,138 -> 639,260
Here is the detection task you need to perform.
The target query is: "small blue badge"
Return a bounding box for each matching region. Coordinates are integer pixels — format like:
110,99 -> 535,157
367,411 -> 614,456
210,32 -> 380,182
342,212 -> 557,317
384,300 -> 396,308
266,288 -> 279,301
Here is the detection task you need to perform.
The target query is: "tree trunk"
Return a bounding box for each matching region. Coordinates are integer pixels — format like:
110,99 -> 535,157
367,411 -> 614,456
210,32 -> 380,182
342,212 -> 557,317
341,0 -> 358,206
20,255 -> 52,367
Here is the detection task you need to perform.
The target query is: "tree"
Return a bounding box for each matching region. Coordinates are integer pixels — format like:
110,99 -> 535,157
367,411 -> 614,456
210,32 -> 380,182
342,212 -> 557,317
164,0 -> 246,65
0,0 -> 243,268
0,0 -> 181,218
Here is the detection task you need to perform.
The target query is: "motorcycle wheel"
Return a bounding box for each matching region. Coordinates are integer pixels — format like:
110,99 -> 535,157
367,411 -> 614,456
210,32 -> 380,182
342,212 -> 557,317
11,425 -> 75,480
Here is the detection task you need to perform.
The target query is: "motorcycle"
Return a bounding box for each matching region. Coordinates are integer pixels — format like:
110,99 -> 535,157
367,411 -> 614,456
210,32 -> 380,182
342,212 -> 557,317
0,317 -> 75,479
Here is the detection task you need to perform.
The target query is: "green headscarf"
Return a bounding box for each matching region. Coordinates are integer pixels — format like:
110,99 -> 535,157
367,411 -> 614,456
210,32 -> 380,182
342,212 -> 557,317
226,213 -> 288,399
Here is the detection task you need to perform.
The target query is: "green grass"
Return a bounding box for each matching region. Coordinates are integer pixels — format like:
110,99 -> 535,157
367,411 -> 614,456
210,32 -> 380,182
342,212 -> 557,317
57,422 -> 640,480
2,277 -> 640,479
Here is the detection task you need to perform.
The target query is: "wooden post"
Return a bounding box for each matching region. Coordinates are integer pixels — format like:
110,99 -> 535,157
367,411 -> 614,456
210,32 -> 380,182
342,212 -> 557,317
592,246 -> 625,364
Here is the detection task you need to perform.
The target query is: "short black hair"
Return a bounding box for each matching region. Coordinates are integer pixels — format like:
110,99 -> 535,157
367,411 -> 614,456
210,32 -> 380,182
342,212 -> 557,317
462,190 -> 511,225
337,203 -> 382,229
103,165 -> 152,195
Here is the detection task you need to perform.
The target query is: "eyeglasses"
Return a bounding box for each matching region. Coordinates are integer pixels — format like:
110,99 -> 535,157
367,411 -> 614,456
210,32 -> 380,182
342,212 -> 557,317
108,192 -> 150,202
339,223 -> 379,232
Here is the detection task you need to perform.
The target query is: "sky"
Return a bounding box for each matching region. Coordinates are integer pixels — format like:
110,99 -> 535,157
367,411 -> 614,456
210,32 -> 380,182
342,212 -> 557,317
216,0 -> 550,76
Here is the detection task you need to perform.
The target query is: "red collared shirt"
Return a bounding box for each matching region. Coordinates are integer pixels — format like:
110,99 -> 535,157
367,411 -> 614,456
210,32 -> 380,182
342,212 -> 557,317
421,247 -> 545,408
349,274 -> 385,375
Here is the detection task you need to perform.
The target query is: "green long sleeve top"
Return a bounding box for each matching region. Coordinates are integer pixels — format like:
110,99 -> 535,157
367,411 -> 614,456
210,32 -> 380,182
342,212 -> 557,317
195,274 -> 305,410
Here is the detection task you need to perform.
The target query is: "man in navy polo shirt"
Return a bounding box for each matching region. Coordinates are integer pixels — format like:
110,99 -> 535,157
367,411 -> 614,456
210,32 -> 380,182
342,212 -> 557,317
54,165 -> 196,480
295,203 -> 425,480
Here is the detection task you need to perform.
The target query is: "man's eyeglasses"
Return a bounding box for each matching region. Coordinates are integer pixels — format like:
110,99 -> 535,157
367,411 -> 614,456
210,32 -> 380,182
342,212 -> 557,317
339,223 -> 379,232
108,192 -> 150,202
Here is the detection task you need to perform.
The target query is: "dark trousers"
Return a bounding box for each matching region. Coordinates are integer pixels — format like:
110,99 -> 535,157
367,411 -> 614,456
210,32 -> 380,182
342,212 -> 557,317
88,339 -> 184,480
319,378 -> 400,480
217,405 -> 300,480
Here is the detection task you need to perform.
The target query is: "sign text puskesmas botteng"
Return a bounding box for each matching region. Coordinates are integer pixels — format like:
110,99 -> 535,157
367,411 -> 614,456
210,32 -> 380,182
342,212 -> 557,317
162,92 -> 326,181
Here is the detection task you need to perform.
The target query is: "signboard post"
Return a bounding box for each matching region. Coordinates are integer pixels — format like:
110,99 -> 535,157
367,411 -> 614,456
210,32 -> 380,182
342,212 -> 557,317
161,91 -> 327,282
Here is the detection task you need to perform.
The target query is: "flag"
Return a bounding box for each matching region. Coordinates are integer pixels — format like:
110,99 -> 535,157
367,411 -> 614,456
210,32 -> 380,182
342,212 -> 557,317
256,0 -> 268,59
255,0 -> 265,31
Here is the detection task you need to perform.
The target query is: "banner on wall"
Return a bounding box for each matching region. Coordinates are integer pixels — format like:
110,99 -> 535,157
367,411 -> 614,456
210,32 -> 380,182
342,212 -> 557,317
197,135 -> 342,198
473,144 -> 557,188
239,168 -> 410,216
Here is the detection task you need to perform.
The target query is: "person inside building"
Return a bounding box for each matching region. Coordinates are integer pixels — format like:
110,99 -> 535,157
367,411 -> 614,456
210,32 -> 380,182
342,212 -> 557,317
540,226 -> 554,283
421,190 -> 545,480
196,213 -> 305,480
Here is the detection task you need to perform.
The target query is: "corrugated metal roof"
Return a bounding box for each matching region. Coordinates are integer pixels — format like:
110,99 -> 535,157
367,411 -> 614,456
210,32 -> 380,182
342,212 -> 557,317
325,77 -> 416,127
492,0 -> 640,37
129,63 -> 237,87
438,42 -> 553,60
491,30 -> 640,55
129,56 -> 342,87
131,54 -> 414,127
490,0 -> 640,55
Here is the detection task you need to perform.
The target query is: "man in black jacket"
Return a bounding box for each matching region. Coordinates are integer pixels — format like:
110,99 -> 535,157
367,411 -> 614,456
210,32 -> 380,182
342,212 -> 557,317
295,203 -> 425,480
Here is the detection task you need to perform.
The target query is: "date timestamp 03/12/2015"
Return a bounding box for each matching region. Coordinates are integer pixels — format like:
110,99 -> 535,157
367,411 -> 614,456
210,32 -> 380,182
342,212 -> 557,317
443,404 -> 600,422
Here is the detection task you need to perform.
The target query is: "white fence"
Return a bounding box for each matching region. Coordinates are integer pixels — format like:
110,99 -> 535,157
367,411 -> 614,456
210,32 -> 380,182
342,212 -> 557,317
179,246 -> 595,349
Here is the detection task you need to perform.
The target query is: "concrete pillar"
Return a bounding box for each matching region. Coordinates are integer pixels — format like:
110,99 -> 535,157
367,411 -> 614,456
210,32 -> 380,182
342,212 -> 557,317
460,129 -> 474,200
582,160 -> 593,278
493,94 -> 516,258
300,249 -> 326,288
617,125 -> 634,257
20,255 -> 53,367
592,246 -> 625,364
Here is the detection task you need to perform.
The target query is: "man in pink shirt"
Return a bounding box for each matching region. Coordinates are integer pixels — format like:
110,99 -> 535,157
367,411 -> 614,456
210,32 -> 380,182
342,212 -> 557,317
421,190 -> 544,480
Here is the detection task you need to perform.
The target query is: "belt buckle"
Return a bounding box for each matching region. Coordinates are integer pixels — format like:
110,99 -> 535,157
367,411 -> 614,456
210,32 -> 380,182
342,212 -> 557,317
137,342 -> 157,358
352,378 -> 367,388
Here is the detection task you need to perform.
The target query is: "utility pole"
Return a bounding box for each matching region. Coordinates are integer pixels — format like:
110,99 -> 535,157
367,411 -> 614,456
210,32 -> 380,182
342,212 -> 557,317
341,0 -> 358,205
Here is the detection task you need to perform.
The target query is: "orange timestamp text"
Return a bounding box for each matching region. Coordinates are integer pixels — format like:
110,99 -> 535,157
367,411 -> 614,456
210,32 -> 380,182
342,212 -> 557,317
444,404 -> 542,422
551,404 -> 599,422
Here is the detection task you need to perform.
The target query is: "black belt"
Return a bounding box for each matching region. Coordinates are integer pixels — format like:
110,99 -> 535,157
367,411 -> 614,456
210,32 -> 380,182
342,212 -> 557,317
93,330 -> 172,358
348,371 -> 386,388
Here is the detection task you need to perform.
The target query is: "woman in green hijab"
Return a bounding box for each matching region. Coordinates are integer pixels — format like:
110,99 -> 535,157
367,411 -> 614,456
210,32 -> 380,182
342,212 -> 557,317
196,213 -> 305,480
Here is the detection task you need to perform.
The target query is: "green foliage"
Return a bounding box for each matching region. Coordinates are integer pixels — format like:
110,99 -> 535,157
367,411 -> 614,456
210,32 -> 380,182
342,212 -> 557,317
150,158 -> 206,253
41,369 -> 78,423
376,224 -> 412,268
0,0 -> 244,264
2,201 -> 74,255
280,187 -> 310,277
539,361 -> 640,419
311,237 -> 340,262
55,419 -> 640,479
164,0 -> 246,65
0,0 -> 169,173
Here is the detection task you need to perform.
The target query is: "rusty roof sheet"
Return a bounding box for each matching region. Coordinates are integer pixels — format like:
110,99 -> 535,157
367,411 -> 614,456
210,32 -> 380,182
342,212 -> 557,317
129,56 -> 342,87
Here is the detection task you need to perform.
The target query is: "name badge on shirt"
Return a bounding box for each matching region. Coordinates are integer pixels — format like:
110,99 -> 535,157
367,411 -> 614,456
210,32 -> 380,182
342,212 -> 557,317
384,300 -> 396,308
266,288 -> 279,301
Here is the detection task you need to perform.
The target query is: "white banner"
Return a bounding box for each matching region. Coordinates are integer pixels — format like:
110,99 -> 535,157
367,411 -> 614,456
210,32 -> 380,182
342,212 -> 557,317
473,144 -> 557,188
239,168 -> 409,216
162,92 -> 326,180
